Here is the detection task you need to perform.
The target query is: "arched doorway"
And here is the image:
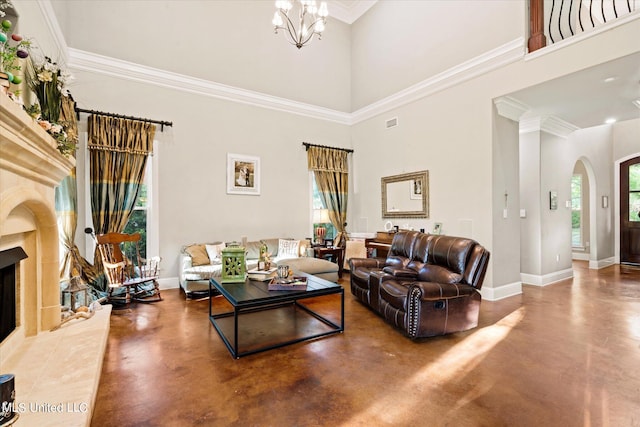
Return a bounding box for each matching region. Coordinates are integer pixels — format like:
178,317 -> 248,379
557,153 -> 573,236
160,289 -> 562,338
620,156 -> 640,265
571,160 -> 590,260
571,158 -> 598,266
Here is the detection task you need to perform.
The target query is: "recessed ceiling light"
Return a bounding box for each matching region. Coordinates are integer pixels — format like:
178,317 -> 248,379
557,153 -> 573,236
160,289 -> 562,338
605,118 -> 617,124
633,100 -> 640,109
604,77 -> 616,83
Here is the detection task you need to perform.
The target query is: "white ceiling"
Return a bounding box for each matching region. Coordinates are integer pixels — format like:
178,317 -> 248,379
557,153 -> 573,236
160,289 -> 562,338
510,51 -> 640,129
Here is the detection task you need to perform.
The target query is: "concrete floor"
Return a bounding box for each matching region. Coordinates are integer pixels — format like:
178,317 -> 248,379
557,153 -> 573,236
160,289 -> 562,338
91,262 -> 640,426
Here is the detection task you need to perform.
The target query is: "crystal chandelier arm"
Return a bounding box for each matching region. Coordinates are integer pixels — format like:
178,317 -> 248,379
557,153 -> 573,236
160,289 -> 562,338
298,27 -> 317,47
279,10 -> 303,45
307,17 -> 326,34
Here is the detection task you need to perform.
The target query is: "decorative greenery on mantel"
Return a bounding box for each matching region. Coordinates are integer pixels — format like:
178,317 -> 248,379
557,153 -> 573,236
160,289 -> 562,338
0,89 -> 75,184
1,0 -> 76,157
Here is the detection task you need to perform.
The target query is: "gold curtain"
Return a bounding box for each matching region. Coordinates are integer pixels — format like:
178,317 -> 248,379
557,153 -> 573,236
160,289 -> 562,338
55,168 -> 99,285
59,95 -> 79,147
88,115 -> 155,274
55,96 -> 99,284
307,145 -> 349,247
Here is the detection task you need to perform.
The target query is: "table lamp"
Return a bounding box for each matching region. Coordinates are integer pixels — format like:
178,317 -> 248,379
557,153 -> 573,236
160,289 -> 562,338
313,208 -> 330,245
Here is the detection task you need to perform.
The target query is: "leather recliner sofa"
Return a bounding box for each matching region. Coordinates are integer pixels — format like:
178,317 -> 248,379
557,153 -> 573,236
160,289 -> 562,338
349,230 -> 490,339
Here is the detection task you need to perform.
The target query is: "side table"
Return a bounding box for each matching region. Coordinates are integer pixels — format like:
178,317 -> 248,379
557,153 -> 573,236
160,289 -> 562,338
314,246 -> 344,278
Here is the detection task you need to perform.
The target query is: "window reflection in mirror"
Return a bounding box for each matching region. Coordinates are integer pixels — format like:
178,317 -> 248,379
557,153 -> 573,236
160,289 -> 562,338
381,171 -> 429,218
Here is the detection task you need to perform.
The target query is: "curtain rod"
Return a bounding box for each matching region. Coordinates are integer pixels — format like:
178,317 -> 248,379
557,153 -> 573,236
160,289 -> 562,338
302,142 -> 354,153
74,107 -> 173,132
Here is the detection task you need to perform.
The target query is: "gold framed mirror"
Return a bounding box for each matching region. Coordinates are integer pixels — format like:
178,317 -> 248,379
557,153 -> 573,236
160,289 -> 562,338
381,171 -> 429,218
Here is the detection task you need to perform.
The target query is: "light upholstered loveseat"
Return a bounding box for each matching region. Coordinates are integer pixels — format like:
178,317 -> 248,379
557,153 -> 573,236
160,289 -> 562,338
179,238 -> 340,297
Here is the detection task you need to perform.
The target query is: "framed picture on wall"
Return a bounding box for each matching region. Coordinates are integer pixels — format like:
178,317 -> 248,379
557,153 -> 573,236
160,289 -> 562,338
433,222 -> 443,235
410,178 -> 423,200
227,153 -> 260,195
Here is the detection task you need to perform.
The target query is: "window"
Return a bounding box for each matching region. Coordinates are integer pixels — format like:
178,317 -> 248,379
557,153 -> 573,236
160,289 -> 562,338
629,163 -> 640,222
122,145 -> 158,259
311,174 -> 335,241
123,182 -> 148,258
571,174 -> 582,247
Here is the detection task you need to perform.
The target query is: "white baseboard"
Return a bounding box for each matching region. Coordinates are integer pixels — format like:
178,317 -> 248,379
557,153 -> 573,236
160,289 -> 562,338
589,257 -> 615,269
158,277 -> 180,290
481,281 -> 522,301
521,268 -> 573,286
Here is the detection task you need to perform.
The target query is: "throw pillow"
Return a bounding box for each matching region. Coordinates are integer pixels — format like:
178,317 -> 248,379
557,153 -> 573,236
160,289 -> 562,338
205,243 -> 226,264
185,244 -> 210,266
278,239 -> 300,260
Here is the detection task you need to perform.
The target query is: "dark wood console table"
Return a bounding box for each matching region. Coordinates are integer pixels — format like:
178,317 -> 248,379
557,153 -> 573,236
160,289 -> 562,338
313,246 -> 344,277
365,231 -> 396,258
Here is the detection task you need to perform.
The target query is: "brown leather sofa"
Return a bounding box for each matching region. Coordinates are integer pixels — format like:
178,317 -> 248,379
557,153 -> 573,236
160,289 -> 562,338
349,230 -> 490,339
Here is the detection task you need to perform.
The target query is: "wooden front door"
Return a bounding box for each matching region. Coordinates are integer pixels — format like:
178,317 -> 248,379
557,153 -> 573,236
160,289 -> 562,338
621,156 -> 640,265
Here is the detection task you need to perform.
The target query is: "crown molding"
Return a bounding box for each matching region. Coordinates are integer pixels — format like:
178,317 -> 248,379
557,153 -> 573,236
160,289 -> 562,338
68,38 -> 525,127
39,0 -> 526,127
494,96 -> 530,122
542,115 -> 580,137
67,48 -> 352,125
519,115 -> 579,137
350,38 -> 525,124
329,1 -> 377,24
36,0 -> 69,62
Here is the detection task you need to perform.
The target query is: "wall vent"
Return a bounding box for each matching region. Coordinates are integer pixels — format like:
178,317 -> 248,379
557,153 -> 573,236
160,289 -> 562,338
385,117 -> 398,129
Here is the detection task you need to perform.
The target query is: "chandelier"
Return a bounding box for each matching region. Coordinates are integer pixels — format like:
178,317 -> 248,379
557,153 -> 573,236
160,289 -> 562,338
272,1 -> 329,49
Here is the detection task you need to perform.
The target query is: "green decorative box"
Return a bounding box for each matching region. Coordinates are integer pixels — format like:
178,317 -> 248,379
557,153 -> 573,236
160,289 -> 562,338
221,243 -> 247,283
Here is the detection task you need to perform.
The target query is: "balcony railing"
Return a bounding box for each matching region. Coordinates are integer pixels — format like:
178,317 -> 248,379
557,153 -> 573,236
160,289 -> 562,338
529,0 -> 639,52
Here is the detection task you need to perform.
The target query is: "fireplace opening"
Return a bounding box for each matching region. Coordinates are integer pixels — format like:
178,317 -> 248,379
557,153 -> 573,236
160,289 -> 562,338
0,247 -> 27,343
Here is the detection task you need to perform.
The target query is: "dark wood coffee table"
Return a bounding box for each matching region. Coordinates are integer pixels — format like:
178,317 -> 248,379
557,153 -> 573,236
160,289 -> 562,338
209,273 -> 344,358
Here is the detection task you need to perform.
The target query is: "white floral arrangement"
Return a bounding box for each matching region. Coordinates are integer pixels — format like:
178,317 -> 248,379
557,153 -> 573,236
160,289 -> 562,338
25,53 -> 76,156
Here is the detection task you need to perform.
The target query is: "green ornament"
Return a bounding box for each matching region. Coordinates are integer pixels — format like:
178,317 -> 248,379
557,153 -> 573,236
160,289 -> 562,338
1,20 -> 11,30
0,32 -> 7,43
11,75 -> 21,84
5,72 -> 13,82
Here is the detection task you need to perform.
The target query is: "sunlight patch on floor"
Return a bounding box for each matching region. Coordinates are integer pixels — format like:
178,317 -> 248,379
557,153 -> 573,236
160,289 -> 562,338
627,314 -> 640,340
342,307 -> 526,425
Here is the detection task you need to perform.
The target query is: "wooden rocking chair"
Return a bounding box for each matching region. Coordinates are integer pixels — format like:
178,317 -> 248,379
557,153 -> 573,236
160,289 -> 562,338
96,232 -> 162,305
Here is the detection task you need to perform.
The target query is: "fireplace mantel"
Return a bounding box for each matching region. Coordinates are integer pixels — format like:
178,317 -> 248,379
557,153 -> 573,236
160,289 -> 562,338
0,91 -> 75,341
0,92 -> 74,186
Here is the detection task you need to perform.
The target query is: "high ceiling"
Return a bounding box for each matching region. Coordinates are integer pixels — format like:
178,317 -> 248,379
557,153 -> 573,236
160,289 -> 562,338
328,0 -> 376,24
511,51 -> 640,129
330,1 -> 639,130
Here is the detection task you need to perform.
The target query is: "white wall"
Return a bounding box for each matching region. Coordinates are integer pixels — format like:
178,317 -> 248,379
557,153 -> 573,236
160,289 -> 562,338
491,111 -> 522,298
69,69 -> 351,278
57,0 -> 352,112
539,131 -> 574,274
350,15 -> 638,292
612,118 -> 640,161
350,0 -> 525,110
519,131 -> 543,276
